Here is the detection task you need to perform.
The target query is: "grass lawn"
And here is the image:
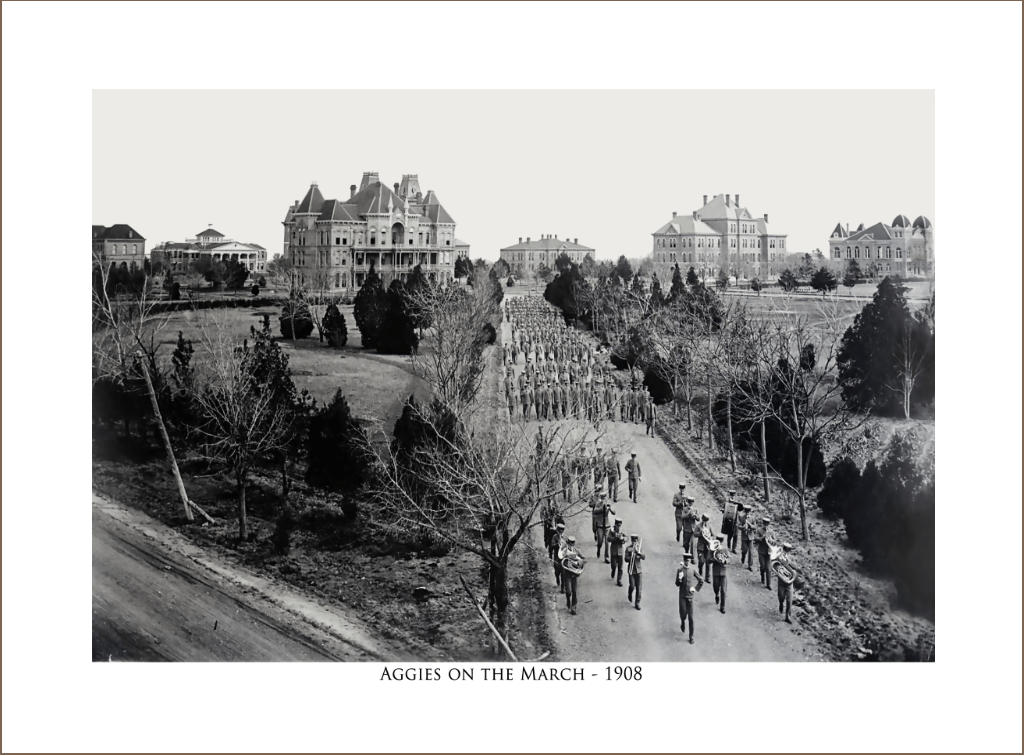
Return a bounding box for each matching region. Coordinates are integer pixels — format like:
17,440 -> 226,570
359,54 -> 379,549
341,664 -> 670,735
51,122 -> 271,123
153,303 -> 429,430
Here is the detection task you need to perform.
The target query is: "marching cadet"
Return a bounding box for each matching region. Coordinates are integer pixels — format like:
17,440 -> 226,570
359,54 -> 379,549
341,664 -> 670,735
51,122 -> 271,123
522,383 -> 533,421
604,380 -> 617,421
726,491 -> 739,553
681,496 -> 698,554
675,553 -> 703,644
737,503 -> 754,570
549,522 -> 567,593
672,483 -> 688,542
516,368 -> 527,392
696,513 -> 713,582
776,543 -> 797,624
754,515 -> 774,590
606,451 -> 622,503
624,534 -> 645,610
591,491 -> 615,562
608,518 -> 626,586
562,535 -> 584,615
645,399 -> 657,437
593,447 -> 607,493
569,382 -> 580,419
506,385 -> 516,420
712,534 -> 728,614
624,452 -> 642,503
539,381 -> 550,421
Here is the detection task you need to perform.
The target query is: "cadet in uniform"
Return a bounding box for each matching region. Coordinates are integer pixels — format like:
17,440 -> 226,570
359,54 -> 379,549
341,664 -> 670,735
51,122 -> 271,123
681,496 -> 698,555
712,534 -> 728,614
549,522 -> 566,593
696,513 -> 713,582
624,534 -> 645,610
737,503 -> 754,570
608,518 -> 626,586
562,535 -> 583,615
645,398 -> 657,437
591,492 -> 615,563
606,452 -> 622,503
776,542 -> 797,623
672,484 -> 688,542
755,515 -> 774,590
726,491 -> 740,553
624,452 -> 642,503
675,553 -> 704,644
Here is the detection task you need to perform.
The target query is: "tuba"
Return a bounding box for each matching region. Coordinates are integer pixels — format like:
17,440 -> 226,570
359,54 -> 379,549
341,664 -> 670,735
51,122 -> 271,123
713,547 -> 730,565
701,524 -> 718,549
772,558 -> 796,585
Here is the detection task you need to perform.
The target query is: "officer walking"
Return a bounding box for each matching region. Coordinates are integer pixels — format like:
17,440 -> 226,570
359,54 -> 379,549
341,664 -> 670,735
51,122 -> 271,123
624,452 -> 642,503
624,534 -> 645,610
755,515 -> 774,590
675,553 -> 704,644
776,543 -> 797,624
606,452 -> 622,503
696,513 -> 713,583
737,503 -> 754,571
591,492 -> 615,563
671,484 -> 687,542
562,535 -> 584,615
608,518 -> 626,586
681,496 -> 697,555
549,522 -> 566,593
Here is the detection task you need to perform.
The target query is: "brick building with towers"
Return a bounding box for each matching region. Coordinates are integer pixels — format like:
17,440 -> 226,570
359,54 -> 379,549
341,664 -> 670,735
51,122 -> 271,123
282,172 -> 468,293
827,214 -> 934,279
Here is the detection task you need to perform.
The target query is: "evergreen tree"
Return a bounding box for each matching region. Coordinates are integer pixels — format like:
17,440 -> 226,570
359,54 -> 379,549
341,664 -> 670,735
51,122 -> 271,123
750,277 -> 763,296
224,259 -> 249,289
685,266 -> 700,287
837,276 -> 934,415
535,262 -> 553,285
454,256 -> 472,278
797,253 -> 816,281
649,273 -> 665,309
669,264 -> 686,300
778,268 -> 798,292
376,280 -> 419,355
810,266 -> 838,296
279,299 -> 314,339
353,263 -> 388,349
613,255 -> 633,284
305,389 -> 367,493
716,267 -> 730,290
579,254 -> 598,278
322,302 -> 349,348
843,259 -> 861,291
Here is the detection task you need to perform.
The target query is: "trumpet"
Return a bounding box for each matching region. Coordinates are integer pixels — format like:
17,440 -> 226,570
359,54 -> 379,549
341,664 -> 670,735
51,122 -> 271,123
629,537 -> 643,573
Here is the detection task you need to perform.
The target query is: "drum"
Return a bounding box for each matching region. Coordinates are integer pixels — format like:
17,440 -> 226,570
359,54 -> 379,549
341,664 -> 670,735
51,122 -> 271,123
721,501 -> 738,536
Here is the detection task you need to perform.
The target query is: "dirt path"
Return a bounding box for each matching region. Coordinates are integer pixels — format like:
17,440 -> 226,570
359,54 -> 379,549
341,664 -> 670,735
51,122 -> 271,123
92,494 -> 413,662
500,296 -> 820,661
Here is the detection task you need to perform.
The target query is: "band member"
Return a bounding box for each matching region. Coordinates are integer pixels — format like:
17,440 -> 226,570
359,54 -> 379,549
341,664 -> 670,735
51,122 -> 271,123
645,399 -> 657,437
696,513 -> 713,582
593,447 -> 606,492
562,535 -> 583,615
549,522 -> 566,593
776,543 -> 797,623
738,503 -> 754,570
681,497 -> 698,555
605,452 -> 622,503
625,452 -> 642,503
591,492 -> 615,562
712,534 -> 728,614
608,518 -> 626,586
624,534 -> 645,610
675,553 -> 704,644
725,491 -> 740,553
672,484 -> 688,542
755,515 -> 774,590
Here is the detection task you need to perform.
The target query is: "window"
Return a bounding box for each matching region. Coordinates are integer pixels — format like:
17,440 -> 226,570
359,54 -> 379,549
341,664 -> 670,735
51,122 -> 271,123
132,244 -> 137,254
335,237 -> 340,245
846,247 -> 852,259
854,247 -> 860,259
370,233 -> 376,245
896,248 -> 903,258
335,273 -> 341,288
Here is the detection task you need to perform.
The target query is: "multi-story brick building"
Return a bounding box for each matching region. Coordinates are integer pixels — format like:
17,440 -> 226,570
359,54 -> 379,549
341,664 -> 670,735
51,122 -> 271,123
499,235 -> 594,274
151,227 -> 266,274
92,224 -> 146,268
650,194 -> 787,281
827,215 -> 933,278
283,173 -> 466,293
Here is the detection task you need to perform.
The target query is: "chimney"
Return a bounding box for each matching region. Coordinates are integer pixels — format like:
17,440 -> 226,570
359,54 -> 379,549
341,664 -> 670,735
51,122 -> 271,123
519,237 -> 523,244
703,195 -> 708,205
725,195 -> 730,207
846,223 -> 849,233
693,211 -> 698,220
672,211 -> 677,218
735,194 -> 740,206
394,183 -> 400,194
764,213 -> 768,222
574,238 -> 578,244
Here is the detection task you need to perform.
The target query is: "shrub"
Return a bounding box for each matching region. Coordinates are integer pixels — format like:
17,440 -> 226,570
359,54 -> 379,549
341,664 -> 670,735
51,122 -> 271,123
506,276 -> 515,287
258,276 -> 267,287
376,280 -> 418,355
323,303 -> 348,348
642,366 -> 672,405
169,281 -> 181,300
279,300 -> 314,339
305,389 -> 367,493
817,456 -> 861,519
251,285 -> 260,296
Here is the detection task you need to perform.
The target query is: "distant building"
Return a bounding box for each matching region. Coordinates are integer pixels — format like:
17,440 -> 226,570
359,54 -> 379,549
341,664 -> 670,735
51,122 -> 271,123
152,227 -> 267,274
283,173 -> 467,293
650,194 -> 787,280
827,215 -> 933,278
499,235 -> 594,273
92,224 -> 146,268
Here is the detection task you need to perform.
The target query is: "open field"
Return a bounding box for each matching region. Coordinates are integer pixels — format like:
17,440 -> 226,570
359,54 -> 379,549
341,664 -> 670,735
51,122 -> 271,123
151,303 -> 429,428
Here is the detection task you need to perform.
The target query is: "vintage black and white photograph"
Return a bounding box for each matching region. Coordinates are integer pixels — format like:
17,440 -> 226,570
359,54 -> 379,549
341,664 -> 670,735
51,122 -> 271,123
4,2 -> 1022,753
87,87 -> 941,665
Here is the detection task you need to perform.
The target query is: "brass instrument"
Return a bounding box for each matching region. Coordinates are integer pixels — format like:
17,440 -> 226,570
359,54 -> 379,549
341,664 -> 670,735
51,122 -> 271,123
628,537 -> 643,574
772,558 -> 796,585
713,547 -> 730,565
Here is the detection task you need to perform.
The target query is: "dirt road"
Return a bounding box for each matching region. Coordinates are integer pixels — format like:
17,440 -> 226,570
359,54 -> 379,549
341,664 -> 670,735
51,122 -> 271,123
501,298 -> 818,661
92,495 -> 410,662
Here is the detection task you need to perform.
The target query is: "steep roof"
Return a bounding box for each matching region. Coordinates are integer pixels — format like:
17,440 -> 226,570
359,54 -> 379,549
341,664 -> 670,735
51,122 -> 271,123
830,222 -> 849,238
318,198 -> 360,222
416,189 -> 456,224
196,228 -> 224,238
892,214 -> 911,228
847,222 -> 894,242
653,215 -> 721,236
92,225 -> 106,239
345,181 -> 407,217
296,183 -> 326,214
99,224 -> 145,240
696,194 -> 755,221
500,236 -> 595,252
913,215 -> 932,229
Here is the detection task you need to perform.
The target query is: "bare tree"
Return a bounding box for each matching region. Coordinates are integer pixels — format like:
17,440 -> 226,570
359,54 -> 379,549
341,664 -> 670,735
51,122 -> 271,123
366,406 -> 604,640
185,322 -> 298,539
886,318 -> 933,420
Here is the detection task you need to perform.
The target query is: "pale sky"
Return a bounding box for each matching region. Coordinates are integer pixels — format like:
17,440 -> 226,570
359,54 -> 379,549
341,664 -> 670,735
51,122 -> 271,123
93,89 -> 934,263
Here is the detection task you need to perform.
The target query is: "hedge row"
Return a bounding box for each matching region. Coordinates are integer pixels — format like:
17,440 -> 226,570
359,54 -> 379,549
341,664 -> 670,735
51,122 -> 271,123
149,296 -> 289,314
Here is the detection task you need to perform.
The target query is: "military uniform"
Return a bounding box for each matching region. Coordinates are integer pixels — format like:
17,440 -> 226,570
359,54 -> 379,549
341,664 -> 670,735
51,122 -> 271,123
776,545 -> 796,623
608,523 -> 626,586
755,518 -> 774,589
625,455 -> 642,502
711,536 -> 728,613
591,496 -> 615,561
696,516 -> 712,582
675,556 -> 704,643
562,537 -> 582,614
682,503 -> 698,555
672,486 -> 688,541
606,454 -> 622,503
738,506 -> 753,568
549,526 -> 566,592
625,536 -> 645,610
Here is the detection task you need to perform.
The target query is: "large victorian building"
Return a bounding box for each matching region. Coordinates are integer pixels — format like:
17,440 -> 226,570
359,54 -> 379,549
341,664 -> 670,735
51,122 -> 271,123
650,194 -> 787,281
827,215 -> 933,278
283,173 -> 465,293
92,224 -> 146,269
152,227 -> 267,274
499,235 -> 594,273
